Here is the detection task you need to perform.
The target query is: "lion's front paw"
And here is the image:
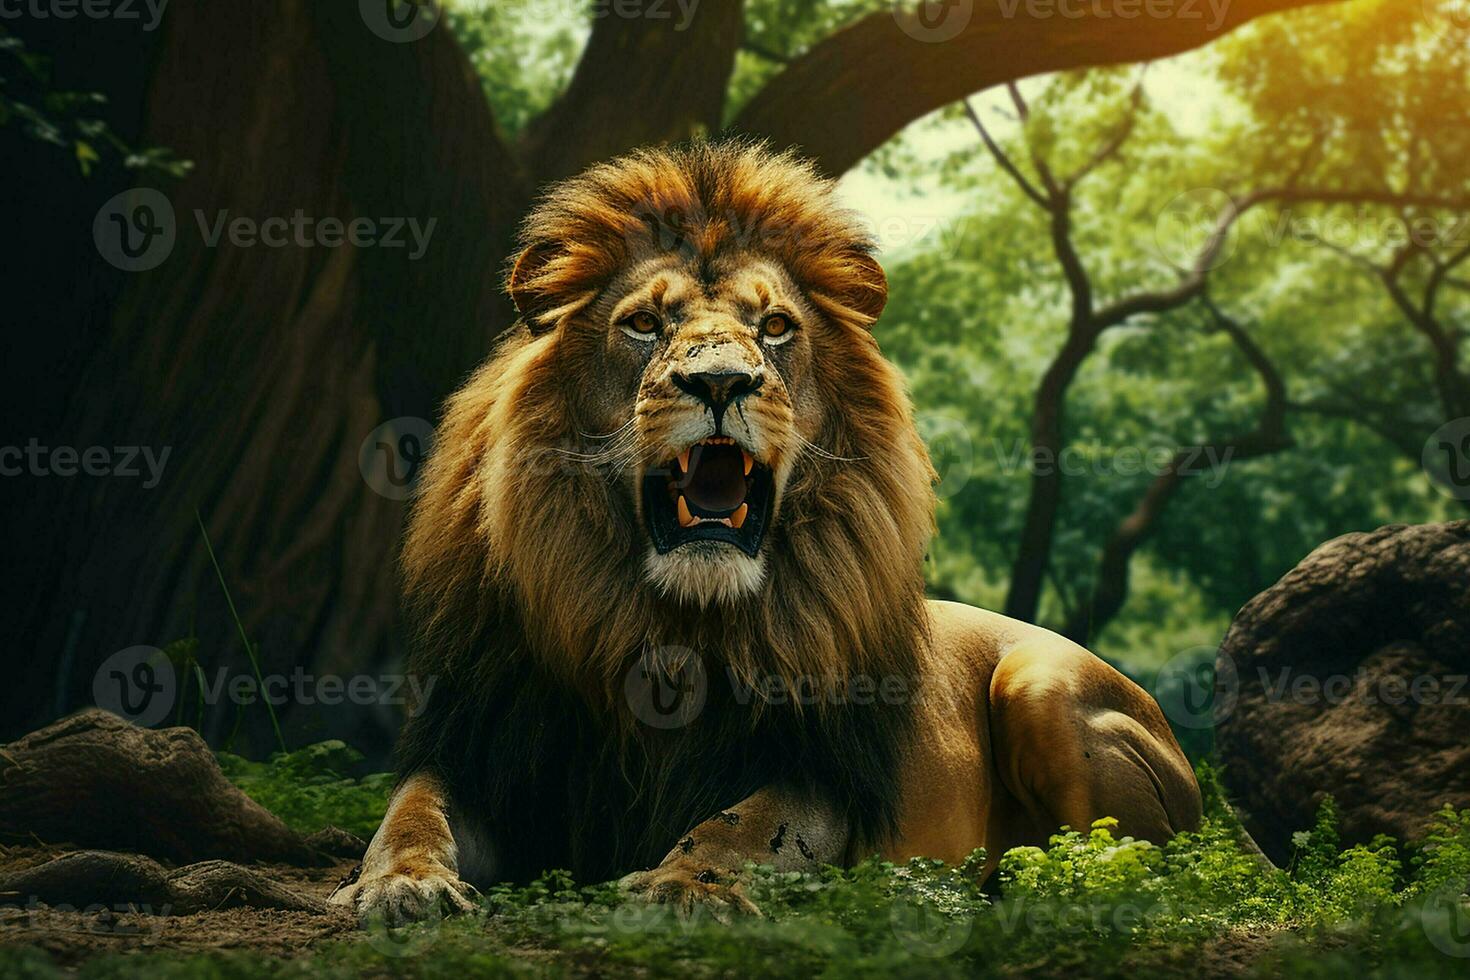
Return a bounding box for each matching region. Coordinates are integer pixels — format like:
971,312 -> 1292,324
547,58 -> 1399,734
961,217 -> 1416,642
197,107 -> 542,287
330,863 -> 479,927
621,863 -> 761,920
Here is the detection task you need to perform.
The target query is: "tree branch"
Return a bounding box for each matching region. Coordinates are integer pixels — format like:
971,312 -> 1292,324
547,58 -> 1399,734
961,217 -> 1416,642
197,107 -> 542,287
1062,299 -> 1292,643
1092,188 -> 1470,332
1286,398 -> 1422,459
742,39 -> 793,64
731,0 -> 1348,176
1006,83 -> 1062,198
1424,239 -> 1470,321
971,74 -> 1470,627
1314,237 -> 1385,276
963,97 -> 1048,207
1063,80 -> 1144,190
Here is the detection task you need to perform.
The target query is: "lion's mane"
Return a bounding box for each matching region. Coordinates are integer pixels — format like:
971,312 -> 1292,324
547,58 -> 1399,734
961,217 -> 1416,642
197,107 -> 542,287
395,142 -> 936,882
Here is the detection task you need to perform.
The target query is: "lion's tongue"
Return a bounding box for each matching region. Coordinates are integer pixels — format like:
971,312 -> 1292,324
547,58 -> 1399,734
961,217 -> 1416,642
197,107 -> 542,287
686,447 -> 747,513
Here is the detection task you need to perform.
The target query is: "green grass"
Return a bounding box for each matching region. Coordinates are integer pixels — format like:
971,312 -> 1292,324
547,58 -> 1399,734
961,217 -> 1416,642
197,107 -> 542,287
215,740 -> 394,841
4,757 -> 1468,978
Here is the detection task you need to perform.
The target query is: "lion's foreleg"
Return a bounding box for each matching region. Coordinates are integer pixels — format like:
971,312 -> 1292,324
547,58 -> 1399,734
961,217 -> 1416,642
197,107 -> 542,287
329,771 -> 481,924
623,786 -> 845,916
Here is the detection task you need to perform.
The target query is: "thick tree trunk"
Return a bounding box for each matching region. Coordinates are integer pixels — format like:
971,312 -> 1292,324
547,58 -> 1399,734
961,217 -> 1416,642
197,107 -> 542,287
1,2 -> 521,758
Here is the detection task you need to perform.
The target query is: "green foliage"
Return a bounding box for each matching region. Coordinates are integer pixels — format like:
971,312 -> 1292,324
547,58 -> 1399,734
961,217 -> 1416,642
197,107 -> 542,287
0,25 -> 190,177
1408,806 -> 1470,899
871,0 -> 1466,685
14,777 -> 1470,978
444,3 -> 581,141
217,741 -> 393,841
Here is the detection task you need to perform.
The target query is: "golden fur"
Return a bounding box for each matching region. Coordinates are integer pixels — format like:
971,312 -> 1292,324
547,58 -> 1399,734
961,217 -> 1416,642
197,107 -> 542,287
401,142 -> 933,709
333,142 -> 1201,922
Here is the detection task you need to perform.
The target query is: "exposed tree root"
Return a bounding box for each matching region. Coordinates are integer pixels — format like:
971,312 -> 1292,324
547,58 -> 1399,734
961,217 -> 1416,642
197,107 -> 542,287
0,850 -> 324,914
0,710 -> 357,867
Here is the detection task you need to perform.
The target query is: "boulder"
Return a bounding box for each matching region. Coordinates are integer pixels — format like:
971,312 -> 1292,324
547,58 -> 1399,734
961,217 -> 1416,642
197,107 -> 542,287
1215,521 -> 1470,863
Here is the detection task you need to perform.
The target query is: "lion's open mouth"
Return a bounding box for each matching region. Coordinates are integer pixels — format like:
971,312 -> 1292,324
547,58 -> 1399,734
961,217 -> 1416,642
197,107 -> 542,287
641,437 -> 774,557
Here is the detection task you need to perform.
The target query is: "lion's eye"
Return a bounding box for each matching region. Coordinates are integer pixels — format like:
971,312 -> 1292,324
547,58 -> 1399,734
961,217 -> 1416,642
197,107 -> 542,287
761,313 -> 794,344
622,311 -> 661,339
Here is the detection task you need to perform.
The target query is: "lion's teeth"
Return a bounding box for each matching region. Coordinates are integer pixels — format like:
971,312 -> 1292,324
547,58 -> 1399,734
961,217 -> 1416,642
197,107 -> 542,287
677,448 -> 690,473
677,495 -> 695,528
742,450 -> 753,475
730,503 -> 748,529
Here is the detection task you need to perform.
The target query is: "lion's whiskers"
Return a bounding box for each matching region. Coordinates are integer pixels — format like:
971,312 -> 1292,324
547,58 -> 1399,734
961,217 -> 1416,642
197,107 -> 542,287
579,418 -> 636,442
795,432 -> 867,464
551,426 -> 661,481
553,419 -> 639,464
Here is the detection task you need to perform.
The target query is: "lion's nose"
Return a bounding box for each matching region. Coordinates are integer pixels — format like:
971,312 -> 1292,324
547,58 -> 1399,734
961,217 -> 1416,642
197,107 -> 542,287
672,369 -> 763,411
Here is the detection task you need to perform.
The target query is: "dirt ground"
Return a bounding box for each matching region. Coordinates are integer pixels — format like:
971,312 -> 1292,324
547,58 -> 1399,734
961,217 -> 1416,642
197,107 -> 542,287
0,844 -> 360,967
0,843 -> 1293,976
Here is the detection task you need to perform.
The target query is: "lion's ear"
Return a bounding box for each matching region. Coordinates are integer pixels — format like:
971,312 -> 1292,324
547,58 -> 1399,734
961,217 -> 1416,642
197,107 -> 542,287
508,241 -> 561,334
840,250 -> 888,326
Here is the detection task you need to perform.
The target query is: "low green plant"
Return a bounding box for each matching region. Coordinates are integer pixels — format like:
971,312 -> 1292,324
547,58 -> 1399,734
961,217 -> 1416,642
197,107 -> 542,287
217,741 -> 393,841
9,763 -> 1466,978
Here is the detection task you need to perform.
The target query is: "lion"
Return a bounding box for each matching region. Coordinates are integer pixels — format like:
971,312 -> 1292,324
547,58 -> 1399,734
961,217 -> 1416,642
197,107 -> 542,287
331,141 -> 1202,924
